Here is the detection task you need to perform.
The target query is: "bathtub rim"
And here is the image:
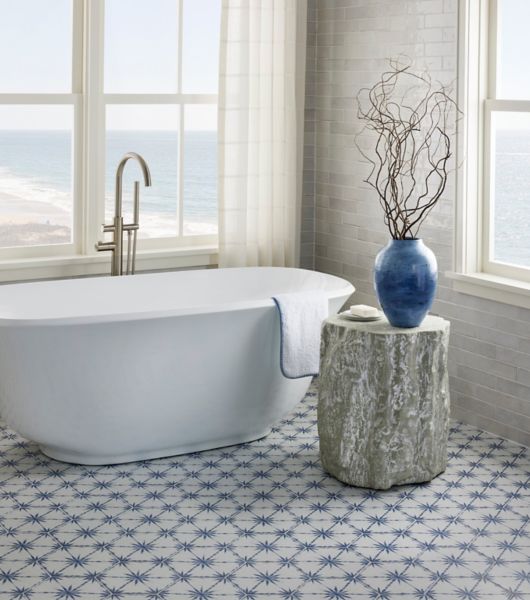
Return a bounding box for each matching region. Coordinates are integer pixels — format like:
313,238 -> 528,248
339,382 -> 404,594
0,267 -> 355,327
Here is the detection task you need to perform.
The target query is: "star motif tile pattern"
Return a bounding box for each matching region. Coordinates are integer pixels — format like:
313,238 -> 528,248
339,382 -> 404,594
0,382 -> 529,599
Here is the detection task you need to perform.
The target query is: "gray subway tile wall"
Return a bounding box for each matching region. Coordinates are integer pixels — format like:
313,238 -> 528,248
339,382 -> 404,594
302,0 -> 530,446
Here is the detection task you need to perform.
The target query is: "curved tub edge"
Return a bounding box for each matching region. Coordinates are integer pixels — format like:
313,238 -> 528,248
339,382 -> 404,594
39,426 -> 273,465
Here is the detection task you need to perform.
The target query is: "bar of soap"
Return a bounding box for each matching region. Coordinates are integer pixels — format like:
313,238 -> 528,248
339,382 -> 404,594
349,304 -> 379,318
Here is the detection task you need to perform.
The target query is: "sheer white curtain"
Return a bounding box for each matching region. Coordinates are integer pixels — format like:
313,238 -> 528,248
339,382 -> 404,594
218,0 -> 307,268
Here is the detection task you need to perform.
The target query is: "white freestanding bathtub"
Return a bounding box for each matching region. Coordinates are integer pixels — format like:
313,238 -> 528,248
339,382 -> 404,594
0,267 -> 353,465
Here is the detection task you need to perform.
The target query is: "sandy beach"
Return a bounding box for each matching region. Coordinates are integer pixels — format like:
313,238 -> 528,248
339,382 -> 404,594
0,190 -> 71,246
0,189 -> 217,248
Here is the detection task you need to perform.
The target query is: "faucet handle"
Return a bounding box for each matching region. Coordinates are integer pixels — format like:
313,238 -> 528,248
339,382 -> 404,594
95,241 -> 115,252
102,224 -> 115,233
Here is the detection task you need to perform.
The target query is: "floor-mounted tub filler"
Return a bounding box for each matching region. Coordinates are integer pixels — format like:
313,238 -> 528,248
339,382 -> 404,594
0,267 -> 353,465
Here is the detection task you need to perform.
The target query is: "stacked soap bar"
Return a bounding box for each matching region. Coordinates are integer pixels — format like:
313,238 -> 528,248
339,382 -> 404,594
349,304 -> 379,318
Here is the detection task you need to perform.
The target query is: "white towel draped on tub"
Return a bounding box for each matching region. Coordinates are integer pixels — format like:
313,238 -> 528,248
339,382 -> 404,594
272,291 -> 329,379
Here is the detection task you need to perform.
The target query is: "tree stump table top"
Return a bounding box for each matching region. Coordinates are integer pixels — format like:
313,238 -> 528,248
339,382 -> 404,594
318,314 -> 450,490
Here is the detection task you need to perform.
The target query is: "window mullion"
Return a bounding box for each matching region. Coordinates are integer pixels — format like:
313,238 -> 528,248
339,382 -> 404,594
486,98 -> 530,112
72,0 -> 84,94
72,0 -> 84,255
103,93 -> 217,104
0,94 -> 77,104
487,0 -> 498,100
83,0 -> 105,257
177,0 -> 184,237
482,103 -> 493,274
480,0 -> 497,275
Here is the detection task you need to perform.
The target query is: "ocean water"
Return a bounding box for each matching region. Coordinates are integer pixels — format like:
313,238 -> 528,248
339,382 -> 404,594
0,130 -> 73,212
0,129 -> 217,243
495,130 -> 530,267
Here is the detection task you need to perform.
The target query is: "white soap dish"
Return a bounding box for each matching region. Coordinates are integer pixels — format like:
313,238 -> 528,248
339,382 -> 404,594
339,310 -> 383,322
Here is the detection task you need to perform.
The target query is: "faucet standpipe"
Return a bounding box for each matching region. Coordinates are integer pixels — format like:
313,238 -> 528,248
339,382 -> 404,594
95,152 -> 152,276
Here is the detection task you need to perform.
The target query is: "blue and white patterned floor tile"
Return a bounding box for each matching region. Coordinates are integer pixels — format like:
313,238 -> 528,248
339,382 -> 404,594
0,383 -> 529,599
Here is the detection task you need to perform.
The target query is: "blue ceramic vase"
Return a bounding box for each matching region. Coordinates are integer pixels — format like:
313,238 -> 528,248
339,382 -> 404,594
374,239 -> 437,328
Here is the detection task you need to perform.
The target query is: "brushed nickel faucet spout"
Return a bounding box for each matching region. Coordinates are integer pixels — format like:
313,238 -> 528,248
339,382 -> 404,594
95,152 -> 152,276
114,152 -> 152,218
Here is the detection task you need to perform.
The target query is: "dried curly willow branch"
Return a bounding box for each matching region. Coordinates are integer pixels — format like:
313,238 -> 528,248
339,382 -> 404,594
356,58 -> 462,239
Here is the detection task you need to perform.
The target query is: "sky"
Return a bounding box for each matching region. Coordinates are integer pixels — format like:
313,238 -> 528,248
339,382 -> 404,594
0,0 -> 221,130
497,0 -> 530,102
1,0 -> 528,132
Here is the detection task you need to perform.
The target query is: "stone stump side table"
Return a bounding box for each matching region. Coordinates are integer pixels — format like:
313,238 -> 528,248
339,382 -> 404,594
318,315 -> 450,490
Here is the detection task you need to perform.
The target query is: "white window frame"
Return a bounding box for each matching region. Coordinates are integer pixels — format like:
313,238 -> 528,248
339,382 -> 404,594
0,0 -> 218,282
450,0 -> 530,309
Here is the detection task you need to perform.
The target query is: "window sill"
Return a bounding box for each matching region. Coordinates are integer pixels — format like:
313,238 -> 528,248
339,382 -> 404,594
446,271 -> 530,309
0,245 -> 219,284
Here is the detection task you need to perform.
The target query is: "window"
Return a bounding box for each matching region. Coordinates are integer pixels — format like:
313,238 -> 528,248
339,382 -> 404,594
454,0 -> 530,307
483,0 -> 530,280
0,0 -> 220,272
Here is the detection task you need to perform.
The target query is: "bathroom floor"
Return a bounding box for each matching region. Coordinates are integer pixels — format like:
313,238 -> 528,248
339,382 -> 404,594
0,384 -> 529,599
